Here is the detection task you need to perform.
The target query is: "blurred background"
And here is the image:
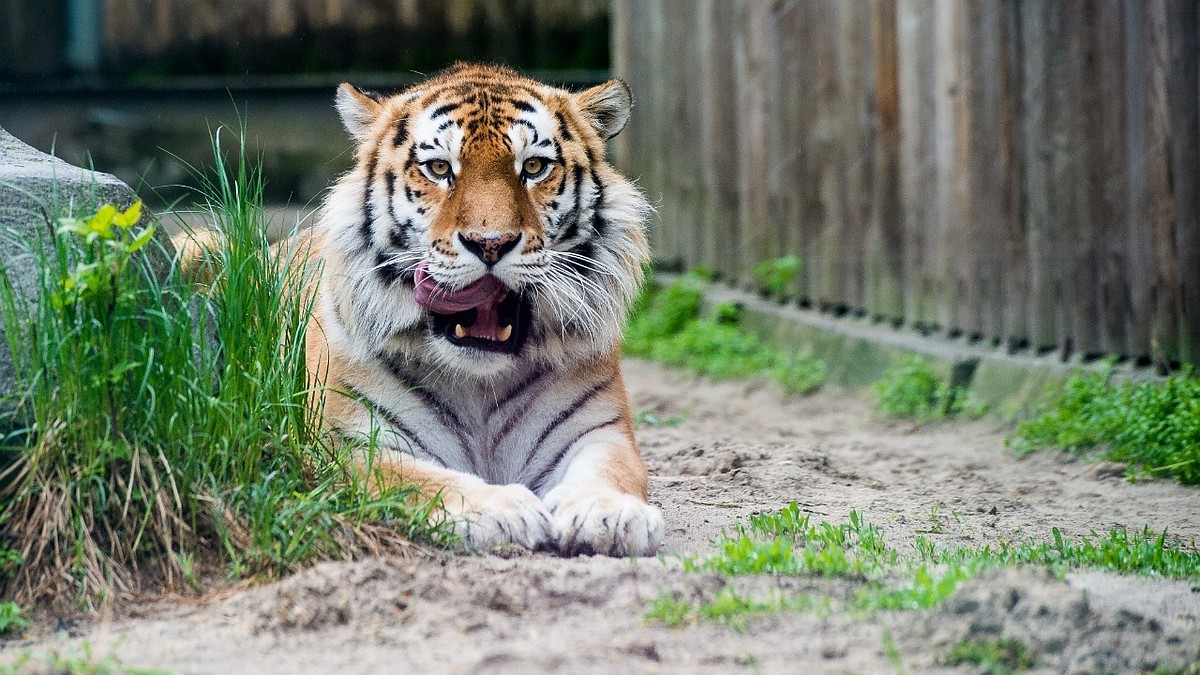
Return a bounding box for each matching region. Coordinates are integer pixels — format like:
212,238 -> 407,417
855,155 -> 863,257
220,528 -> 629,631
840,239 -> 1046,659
2,1 -> 1198,370
0,0 -> 609,206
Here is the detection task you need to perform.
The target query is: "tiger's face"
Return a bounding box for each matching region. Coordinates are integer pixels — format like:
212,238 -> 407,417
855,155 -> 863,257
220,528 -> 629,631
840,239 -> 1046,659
324,64 -> 649,377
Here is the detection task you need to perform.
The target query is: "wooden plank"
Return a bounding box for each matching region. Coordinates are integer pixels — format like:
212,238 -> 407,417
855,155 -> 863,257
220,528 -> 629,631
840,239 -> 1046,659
735,0 -> 773,290
1123,2 -> 1155,361
835,1 -> 874,314
760,1 -> 787,284
957,1 -> 988,342
661,0 -> 702,271
811,2 -> 847,310
998,0 -> 1029,350
867,0 -> 905,321
696,0 -> 741,282
1147,0 -> 1181,366
897,0 -> 939,330
1090,1 -> 1131,357
1167,0 -> 1200,364
773,0 -> 807,299
1020,0 -> 1062,352
792,1 -> 828,305
1042,1 -> 1097,359
932,0 -> 962,334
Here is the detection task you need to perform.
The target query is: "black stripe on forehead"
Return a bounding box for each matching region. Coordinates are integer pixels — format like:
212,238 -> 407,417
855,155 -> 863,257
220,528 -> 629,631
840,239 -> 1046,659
555,111 -> 574,141
393,115 -> 409,147
430,102 -> 458,118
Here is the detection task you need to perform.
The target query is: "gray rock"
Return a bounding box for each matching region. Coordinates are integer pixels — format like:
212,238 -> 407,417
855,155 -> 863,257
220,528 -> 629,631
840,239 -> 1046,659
0,126 -> 174,406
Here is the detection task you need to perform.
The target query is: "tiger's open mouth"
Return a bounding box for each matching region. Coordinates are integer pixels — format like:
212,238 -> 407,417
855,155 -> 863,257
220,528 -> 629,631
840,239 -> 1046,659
415,263 -> 529,355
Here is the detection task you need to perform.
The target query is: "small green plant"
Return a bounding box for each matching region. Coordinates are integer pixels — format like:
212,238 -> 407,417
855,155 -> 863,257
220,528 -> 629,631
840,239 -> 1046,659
943,637 -> 1034,675
873,355 -> 980,420
882,631 -> 907,675
51,202 -> 156,310
625,275 -> 826,395
753,255 -> 802,297
1010,365 -> 1200,485
0,602 -> 29,637
917,502 -> 948,534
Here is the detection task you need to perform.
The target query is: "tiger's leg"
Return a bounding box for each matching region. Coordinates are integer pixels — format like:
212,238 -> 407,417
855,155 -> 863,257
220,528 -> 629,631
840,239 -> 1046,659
374,455 -> 554,552
539,425 -> 664,557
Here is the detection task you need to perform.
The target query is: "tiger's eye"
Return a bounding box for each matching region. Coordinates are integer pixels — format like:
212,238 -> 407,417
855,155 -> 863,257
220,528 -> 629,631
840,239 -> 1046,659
427,160 -> 451,177
522,157 -> 545,177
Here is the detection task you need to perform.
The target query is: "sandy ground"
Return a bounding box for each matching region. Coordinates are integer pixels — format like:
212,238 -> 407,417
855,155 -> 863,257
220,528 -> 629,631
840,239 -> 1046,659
5,358 -> 1200,674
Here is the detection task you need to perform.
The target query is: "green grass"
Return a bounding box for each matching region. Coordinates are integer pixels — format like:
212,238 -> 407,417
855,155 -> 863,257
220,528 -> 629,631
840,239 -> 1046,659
624,274 -> 826,395
753,255 -> 802,297
873,355 -> 983,420
0,601 -> 28,636
1010,364 -> 1200,484
650,502 -> 1200,628
0,127 -> 448,610
646,588 -> 812,631
0,641 -> 168,675
943,638 -> 1034,675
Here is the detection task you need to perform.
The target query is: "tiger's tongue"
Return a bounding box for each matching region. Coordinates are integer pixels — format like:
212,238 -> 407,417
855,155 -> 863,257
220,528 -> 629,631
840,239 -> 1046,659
413,261 -> 508,339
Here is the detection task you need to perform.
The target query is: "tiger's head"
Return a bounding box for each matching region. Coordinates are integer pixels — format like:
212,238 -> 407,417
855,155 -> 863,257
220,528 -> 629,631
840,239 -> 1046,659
320,64 -> 650,377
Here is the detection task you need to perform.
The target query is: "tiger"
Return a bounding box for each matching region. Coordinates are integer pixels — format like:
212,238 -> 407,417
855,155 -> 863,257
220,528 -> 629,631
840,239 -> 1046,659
201,63 -> 663,556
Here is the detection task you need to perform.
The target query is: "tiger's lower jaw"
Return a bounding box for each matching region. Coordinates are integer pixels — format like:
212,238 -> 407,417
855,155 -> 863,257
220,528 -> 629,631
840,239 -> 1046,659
428,291 -> 530,356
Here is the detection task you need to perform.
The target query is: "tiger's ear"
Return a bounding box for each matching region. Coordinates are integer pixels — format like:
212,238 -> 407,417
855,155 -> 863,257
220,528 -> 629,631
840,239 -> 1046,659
574,79 -> 632,140
336,83 -> 384,141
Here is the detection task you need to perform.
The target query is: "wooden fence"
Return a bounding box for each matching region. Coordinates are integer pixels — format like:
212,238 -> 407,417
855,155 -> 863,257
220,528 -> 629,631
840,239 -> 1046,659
612,0 -> 1200,368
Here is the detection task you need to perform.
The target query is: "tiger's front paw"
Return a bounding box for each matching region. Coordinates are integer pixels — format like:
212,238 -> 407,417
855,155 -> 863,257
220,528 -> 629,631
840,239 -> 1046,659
543,486 -> 664,557
446,483 -> 553,552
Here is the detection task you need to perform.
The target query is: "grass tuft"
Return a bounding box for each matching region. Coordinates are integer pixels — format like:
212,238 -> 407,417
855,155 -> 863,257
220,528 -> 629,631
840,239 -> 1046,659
0,601 -> 28,637
873,355 -> 983,420
624,274 -> 826,395
943,637 -> 1034,675
753,256 -> 802,297
0,126 -> 447,610
1010,364 -> 1200,485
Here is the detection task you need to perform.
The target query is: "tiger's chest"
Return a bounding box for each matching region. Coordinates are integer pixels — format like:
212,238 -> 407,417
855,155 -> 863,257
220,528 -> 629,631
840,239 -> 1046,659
352,357 -> 621,489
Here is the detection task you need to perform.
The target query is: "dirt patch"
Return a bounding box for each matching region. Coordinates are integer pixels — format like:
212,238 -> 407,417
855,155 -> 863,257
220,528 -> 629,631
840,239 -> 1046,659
901,567 -> 1198,673
4,359 -> 1199,673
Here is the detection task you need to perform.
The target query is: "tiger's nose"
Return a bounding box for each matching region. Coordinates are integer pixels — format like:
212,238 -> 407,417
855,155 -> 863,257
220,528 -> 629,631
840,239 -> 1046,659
458,231 -> 521,266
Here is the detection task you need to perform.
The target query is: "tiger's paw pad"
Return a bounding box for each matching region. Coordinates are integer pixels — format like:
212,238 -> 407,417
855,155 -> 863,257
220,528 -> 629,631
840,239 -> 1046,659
449,483 -> 553,552
544,488 -> 664,557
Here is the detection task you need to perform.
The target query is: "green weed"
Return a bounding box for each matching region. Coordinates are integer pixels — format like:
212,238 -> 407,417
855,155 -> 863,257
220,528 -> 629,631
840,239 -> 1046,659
873,355 -> 982,420
0,127 -> 448,610
882,631 -> 907,675
0,602 -> 28,637
651,502 -> 1200,628
1010,365 -> 1200,485
753,255 -> 802,297
647,588 -> 812,631
943,637 -> 1034,675
625,275 -> 826,395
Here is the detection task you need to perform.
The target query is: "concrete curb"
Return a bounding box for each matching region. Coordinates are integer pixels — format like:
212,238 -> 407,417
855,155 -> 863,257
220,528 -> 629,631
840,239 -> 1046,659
661,275 -> 1157,420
